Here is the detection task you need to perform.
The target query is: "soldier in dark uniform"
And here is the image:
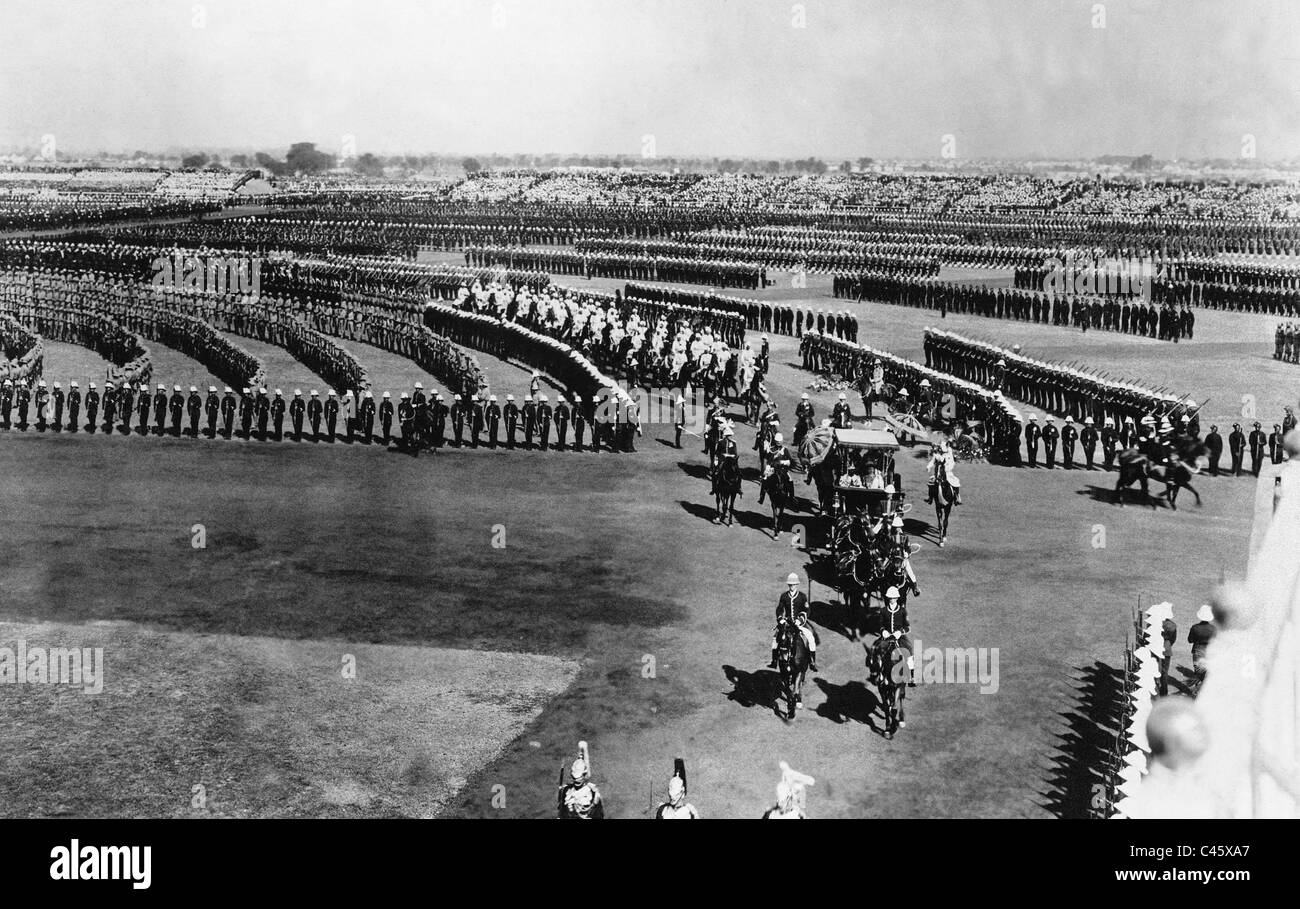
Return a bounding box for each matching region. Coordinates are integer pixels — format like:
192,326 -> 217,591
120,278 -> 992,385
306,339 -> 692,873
52,382 -> 65,433
1248,421 -> 1266,475
290,390 -> 306,441
1024,414 -> 1040,467
205,386 -> 220,438
253,388 -> 270,440
554,396 -> 570,450
237,387 -> 254,439
186,386 -> 202,438
1042,416 -> 1059,468
140,384 -> 156,436
66,382 -> 81,433
359,391 -> 376,442
503,394 -> 519,448
1100,417 -> 1118,469
325,391 -> 339,442
486,394 -> 502,448
572,395 -> 587,451
397,393 -> 414,444
1269,424 -> 1285,464
35,381 -> 49,431
271,389 -> 286,440
1229,423 -> 1246,476
85,383 -> 100,434
15,380 -> 30,430
220,387 -> 237,438
379,392 -> 394,443
1204,424 -> 1223,476
101,381 -> 116,433
430,393 -> 447,448
1080,416 -> 1098,469
1060,416 -> 1077,469
307,390 -> 323,441
521,394 -> 537,450
536,394 -> 553,451
450,393 -> 465,446
0,380 -> 12,430
152,384 -> 168,436
169,385 -> 186,437
470,393 -> 486,448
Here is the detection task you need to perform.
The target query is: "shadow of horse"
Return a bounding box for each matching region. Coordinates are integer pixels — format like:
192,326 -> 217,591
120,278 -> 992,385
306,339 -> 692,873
679,500 -> 722,524
808,598 -> 860,643
903,515 -> 937,543
722,664 -> 783,713
677,460 -> 712,481
1075,484 -> 1164,508
813,676 -> 880,727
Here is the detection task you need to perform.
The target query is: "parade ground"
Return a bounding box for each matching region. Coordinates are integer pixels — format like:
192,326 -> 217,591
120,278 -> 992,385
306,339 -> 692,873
0,269 -> 1272,818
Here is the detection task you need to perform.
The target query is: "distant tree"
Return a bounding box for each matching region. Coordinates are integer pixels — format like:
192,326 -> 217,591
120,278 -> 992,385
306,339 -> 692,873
461,156 -> 483,173
856,157 -> 874,171
229,154 -> 249,168
841,160 -> 853,173
255,152 -> 289,176
1130,154 -> 1155,171
354,152 -> 385,178
285,142 -> 334,174
181,153 -> 209,168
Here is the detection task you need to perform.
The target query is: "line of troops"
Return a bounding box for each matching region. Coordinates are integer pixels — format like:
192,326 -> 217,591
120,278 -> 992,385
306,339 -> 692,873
1273,322 -> 1300,363
623,282 -> 860,341
924,329 -> 1191,433
576,236 -> 941,276
465,245 -> 768,289
1020,411 -> 1291,475
0,377 -> 645,451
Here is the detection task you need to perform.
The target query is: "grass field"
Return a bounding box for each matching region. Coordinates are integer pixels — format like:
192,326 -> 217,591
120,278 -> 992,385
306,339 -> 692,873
0,264 -> 1280,818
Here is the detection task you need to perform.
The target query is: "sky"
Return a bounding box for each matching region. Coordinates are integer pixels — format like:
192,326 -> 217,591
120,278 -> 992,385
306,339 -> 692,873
0,0 -> 1296,160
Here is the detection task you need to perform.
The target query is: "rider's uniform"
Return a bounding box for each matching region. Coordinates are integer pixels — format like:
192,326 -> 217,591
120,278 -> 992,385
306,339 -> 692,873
875,604 -> 915,681
655,800 -> 700,819
771,589 -> 817,654
926,448 -> 962,491
559,782 -> 604,819
762,805 -> 805,819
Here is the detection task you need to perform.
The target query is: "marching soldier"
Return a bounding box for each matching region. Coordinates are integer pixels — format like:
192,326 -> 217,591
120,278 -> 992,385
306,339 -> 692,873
1229,423 -> 1246,476
1100,417 -> 1118,469
1041,416 -> 1059,468
15,380 -> 31,431
486,394 -> 502,448
254,388 -> 270,440
537,394 -> 553,451
359,391 -> 376,443
552,395 -> 569,450
184,386 -> 201,438
1060,416 -> 1077,469
430,392 -> 447,448
101,381 -> 117,434
673,393 -> 687,449
271,389 -> 286,440
237,387 -> 254,439
84,383 -> 100,434
1248,421 -> 1266,475
503,394 -> 519,449
1024,414 -> 1040,467
521,394 -> 537,450
0,380 -> 12,430
325,391 -> 339,442
65,382 -> 81,433
52,382 -> 65,433
307,390 -> 323,441
139,384 -> 155,436
572,395 -> 587,451
220,387 -> 237,438
205,386 -> 220,438
450,393 -> 465,446
379,391 -> 394,443
151,384 -> 167,436
1080,416 -> 1098,469
290,390 -> 306,441
1269,423 -> 1285,464
471,393 -> 486,448
1204,424 -> 1223,476
169,385 -> 186,437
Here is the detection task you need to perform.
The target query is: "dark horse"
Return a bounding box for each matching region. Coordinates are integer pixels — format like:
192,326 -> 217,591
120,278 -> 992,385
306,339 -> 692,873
712,456 -> 742,526
835,540 -> 882,639
760,461 -> 797,539
1114,435 -> 1208,508
397,407 -> 436,456
871,636 -> 907,739
774,616 -> 812,719
929,459 -> 955,547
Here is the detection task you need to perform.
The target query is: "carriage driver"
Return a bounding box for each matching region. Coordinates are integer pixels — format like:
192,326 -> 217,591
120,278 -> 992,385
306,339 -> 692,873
924,439 -> 963,505
888,516 -> 921,598
769,572 -> 818,672
869,588 -> 917,688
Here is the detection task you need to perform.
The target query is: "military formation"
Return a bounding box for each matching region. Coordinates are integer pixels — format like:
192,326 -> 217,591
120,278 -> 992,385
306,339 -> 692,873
624,282 -> 859,341
1274,322 -> 1300,363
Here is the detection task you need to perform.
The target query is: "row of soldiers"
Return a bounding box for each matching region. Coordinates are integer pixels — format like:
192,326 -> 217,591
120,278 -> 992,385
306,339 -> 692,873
1152,278 -> 1300,316
1274,323 -> 1300,363
576,236 -> 941,276
924,328 -> 1193,433
623,282 -> 860,342
465,246 -> 768,289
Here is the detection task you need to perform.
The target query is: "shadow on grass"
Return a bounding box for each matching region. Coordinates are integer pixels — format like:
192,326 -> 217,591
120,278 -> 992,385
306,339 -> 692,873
1037,660 -> 1126,819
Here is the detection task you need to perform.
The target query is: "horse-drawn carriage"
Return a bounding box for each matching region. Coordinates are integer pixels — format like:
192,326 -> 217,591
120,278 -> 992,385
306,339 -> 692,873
827,427 -> 905,554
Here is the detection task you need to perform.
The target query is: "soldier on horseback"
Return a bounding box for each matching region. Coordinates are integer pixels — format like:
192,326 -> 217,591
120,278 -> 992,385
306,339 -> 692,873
868,589 -> 916,690
924,440 -> 963,506
885,516 -> 921,600
768,572 -> 818,672
794,393 -> 814,447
